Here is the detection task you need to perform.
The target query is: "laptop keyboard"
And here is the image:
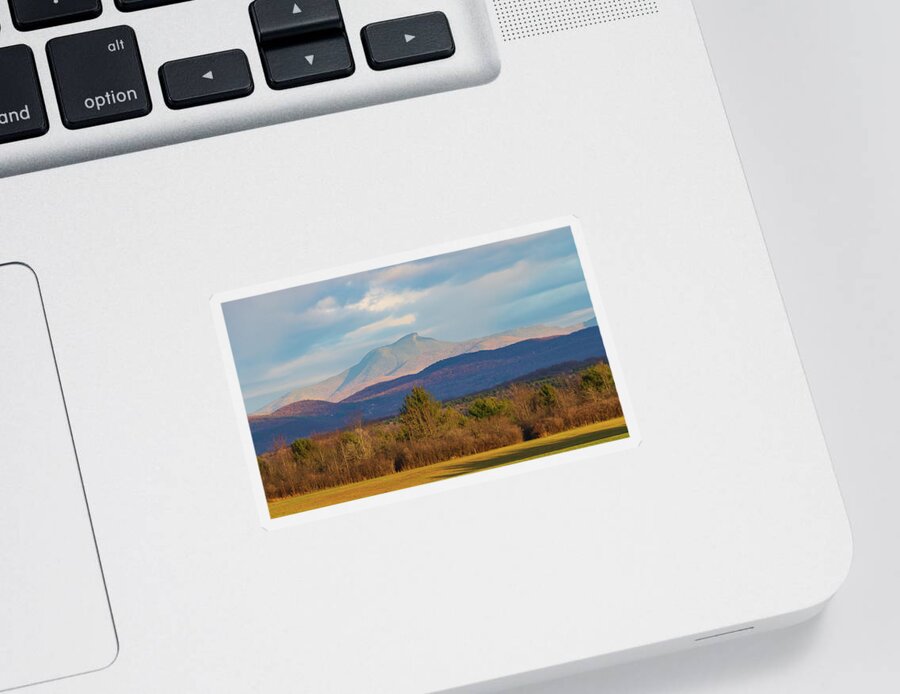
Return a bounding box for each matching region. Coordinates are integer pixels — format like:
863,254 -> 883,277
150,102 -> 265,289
0,0 -> 499,176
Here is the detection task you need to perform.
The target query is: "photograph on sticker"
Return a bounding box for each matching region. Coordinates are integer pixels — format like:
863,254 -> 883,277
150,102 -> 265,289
220,225 -> 629,518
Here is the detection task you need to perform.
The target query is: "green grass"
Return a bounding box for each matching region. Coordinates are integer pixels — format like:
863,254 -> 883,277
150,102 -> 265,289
268,417 -> 629,518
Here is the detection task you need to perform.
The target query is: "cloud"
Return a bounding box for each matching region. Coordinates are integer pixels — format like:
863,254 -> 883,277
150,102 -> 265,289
348,288 -> 427,313
313,296 -> 339,312
343,313 -> 417,341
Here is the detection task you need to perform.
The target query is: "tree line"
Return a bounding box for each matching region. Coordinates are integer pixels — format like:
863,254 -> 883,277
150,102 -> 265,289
258,362 -> 622,501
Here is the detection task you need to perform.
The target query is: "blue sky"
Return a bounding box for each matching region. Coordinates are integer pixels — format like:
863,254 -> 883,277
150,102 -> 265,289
223,227 -> 597,412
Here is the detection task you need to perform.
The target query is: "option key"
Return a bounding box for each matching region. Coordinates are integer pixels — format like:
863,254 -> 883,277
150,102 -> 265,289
47,26 -> 152,130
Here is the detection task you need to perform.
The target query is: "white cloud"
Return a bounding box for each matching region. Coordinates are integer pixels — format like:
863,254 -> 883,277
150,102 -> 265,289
348,288 -> 427,313
343,313 -> 417,341
313,296 -> 339,312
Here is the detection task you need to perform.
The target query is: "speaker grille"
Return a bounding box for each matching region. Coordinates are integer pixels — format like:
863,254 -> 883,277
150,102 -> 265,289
493,0 -> 659,41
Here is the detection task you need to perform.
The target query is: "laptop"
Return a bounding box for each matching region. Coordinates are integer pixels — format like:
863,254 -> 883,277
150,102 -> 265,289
0,1 -> 851,691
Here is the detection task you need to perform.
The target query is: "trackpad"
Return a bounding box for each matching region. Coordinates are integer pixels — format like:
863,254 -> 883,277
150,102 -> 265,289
0,264 -> 117,691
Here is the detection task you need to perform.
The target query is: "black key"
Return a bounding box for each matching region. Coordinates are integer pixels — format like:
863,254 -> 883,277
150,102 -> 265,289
159,50 -> 254,109
0,45 -> 49,145
47,26 -> 151,130
115,0 -> 191,11
250,0 -> 343,43
361,12 -> 455,71
261,34 -> 353,90
9,0 -> 102,32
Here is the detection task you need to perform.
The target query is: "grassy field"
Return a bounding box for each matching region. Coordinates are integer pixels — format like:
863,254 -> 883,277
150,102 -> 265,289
268,417 -> 628,517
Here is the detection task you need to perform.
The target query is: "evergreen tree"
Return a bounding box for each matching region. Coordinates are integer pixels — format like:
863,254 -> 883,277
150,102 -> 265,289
400,387 -> 444,440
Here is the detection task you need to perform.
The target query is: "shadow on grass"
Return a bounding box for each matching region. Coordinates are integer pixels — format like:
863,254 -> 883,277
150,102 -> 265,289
431,425 -> 629,481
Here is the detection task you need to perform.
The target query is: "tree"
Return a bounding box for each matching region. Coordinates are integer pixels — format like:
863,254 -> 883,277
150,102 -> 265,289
581,363 -> 613,395
338,429 -> 372,466
399,387 -> 444,440
534,383 -> 559,410
467,397 -> 511,420
290,437 -> 316,462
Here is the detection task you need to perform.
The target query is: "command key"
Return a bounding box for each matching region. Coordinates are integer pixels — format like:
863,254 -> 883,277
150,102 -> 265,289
0,45 -> 49,145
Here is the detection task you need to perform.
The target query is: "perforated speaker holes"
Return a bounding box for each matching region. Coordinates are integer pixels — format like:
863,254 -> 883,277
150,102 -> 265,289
493,0 -> 659,42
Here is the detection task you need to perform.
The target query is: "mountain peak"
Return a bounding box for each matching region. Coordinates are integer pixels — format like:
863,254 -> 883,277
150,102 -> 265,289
395,332 -> 420,342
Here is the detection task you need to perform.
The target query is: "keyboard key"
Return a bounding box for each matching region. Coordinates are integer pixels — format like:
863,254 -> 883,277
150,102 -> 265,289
9,0 -> 102,32
261,34 -> 353,90
0,45 -> 49,145
159,50 -> 254,109
361,12 -> 455,71
250,0 -> 343,43
47,26 -> 152,130
115,0 -> 191,11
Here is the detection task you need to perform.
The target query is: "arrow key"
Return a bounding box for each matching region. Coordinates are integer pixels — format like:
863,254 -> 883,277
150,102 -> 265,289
250,0 -> 344,43
261,34 -> 354,90
362,12 -> 454,71
159,50 -> 254,109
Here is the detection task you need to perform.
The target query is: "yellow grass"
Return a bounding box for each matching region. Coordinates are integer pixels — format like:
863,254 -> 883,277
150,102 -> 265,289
268,417 -> 628,517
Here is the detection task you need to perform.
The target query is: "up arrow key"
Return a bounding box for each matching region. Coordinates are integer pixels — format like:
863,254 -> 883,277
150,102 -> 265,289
404,34 -> 415,43
251,0 -> 345,43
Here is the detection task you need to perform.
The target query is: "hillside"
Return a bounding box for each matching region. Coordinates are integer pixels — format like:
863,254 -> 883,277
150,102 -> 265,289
250,327 -> 606,452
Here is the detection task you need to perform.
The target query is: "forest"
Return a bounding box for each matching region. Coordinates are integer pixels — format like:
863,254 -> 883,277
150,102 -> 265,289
257,361 -> 623,501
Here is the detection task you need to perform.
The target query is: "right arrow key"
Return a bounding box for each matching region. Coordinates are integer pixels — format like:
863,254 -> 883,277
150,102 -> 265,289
361,12 -> 455,71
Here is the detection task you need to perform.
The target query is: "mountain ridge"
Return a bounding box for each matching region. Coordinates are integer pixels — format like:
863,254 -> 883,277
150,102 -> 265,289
254,320 -> 593,414
250,326 -> 606,452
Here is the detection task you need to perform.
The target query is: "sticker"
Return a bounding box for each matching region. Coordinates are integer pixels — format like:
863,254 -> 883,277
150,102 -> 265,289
212,218 -> 638,528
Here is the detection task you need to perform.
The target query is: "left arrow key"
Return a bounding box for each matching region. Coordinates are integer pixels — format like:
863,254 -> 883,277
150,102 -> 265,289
159,50 -> 254,110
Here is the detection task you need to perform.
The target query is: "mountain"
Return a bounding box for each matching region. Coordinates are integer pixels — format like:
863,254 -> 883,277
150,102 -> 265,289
257,333 -> 460,413
343,327 -> 606,415
254,322 -> 591,413
250,327 -> 606,452
330,333 -> 462,400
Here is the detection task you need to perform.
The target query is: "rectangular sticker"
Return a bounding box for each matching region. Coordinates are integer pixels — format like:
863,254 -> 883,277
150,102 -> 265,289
213,219 -> 636,527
